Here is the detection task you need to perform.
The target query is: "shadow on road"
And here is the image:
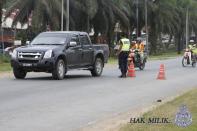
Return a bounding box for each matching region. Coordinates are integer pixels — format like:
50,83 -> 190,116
23,74 -> 93,81
65,75 -> 92,79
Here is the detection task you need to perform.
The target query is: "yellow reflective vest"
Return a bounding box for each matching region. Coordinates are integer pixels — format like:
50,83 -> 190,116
132,43 -> 144,52
120,38 -> 130,52
192,47 -> 197,54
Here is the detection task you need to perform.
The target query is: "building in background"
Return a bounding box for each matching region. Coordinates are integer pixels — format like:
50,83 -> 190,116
1,9 -> 28,52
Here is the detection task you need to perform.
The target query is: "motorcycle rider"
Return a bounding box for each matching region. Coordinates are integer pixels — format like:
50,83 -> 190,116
191,44 -> 197,61
187,44 -> 196,63
131,38 -> 145,64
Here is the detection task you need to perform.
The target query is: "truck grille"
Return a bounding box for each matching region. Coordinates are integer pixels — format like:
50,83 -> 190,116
18,52 -> 43,60
18,60 -> 39,63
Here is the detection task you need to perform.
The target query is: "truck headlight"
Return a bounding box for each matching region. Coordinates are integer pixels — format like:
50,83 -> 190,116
44,50 -> 53,59
11,49 -> 17,59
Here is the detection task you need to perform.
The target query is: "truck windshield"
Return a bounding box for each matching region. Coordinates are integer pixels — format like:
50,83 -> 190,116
31,33 -> 68,45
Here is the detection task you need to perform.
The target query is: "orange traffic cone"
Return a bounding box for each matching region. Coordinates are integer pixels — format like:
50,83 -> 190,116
127,61 -> 136,77
157,64 -> 166,80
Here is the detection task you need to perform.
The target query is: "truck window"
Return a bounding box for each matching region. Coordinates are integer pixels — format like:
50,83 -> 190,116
80,35 -> 91,46
71,35 -> 80,45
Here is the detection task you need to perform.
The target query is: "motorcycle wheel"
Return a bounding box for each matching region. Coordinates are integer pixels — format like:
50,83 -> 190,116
192,61 -> 196,67
182,57 -> 188,67
139,61 -> 145,70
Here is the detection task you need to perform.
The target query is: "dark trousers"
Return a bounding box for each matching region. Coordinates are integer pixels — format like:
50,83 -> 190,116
118,51 -> 129,76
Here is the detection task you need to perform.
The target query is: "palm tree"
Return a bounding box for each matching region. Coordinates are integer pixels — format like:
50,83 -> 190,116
69,0 -> 98,32
0,0 -> 5,28
5,0 -> 197,53
113,0 -> 135,32
173,0 -> 197,54
5,0 -> 64,31
5,0 -> 130,45
70,0 -> 130,44
147,0 -> 180,54
91,0 -> 129,45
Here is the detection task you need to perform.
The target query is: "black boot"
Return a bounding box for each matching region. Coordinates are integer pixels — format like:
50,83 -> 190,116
122,74 -> 127,78
119,74 -> 123,78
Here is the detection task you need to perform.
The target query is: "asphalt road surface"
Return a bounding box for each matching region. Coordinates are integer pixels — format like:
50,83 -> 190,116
0,57 -> 197,131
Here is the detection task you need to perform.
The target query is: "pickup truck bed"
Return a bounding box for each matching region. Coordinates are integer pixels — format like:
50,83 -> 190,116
93,44 -> 109,63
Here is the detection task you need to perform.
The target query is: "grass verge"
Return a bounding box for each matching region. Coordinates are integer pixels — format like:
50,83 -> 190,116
0,63 -> 12,72
120,88 -> 197,131
0,51 -> 182,72
108,51 -> 182,65
108,57 -> 118,64
149,51 -> 182,60
0,55 -> 11,72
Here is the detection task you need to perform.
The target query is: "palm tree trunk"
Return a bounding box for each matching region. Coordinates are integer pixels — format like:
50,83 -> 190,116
175,32 -> 183,54
158,33 -> 164,52
93,30 -> 98,44
0,0 -> 3,28
149,26 -> 158,55
165,34 -> 172,49
195,31 -> 197,43
87,15 -> 90,33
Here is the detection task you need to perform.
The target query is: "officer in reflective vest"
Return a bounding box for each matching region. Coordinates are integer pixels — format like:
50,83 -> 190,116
116,33 -> 130,78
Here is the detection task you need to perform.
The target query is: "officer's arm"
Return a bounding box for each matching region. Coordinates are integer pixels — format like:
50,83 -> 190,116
117,41 -> 123,55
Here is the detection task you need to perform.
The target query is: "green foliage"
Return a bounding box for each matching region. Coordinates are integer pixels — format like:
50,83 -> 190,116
0,63 -> 11,72
0,54 -> 10,64
3,0 -> 197,54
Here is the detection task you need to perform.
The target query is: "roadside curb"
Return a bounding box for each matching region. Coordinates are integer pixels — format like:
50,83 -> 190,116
0,71 -> 13,79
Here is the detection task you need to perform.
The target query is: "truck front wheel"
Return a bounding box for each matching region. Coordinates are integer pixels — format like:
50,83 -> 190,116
91,58 -> 103,77
13,68 -> 27,79
52,59 -> 65,80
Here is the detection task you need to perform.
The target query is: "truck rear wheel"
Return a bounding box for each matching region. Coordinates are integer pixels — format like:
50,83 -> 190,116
52,59 -> 65,80
13,68 -> 27,79
91,58 -> 103,77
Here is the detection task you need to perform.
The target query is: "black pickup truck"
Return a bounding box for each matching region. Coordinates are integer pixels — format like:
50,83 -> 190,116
11,31 -> 109,80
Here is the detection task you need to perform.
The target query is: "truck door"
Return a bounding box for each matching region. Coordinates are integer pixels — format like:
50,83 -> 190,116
66,35 -> 83,67
80,35 -> 94,66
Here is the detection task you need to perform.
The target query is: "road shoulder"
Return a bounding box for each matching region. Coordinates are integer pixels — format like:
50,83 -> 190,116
0,71 -> 13,79
80,87 -> 196,131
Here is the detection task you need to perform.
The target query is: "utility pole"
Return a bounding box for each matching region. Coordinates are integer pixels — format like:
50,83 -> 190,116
186,7 -> 189,48
0,1 -> 4,55
61,0 -> 64,31
136,0 -> 139,38
145,0 -> 149,55
66,0 -> 69,31
1,27 -> 4,55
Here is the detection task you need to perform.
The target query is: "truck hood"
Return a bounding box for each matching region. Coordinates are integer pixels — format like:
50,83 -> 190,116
16,45 -> 62,52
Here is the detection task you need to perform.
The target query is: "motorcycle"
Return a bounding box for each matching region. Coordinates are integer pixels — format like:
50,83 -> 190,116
182,49 -> 196,67
128,49 -> 147,70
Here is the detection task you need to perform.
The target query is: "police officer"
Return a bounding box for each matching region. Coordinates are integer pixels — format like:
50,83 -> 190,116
116,33 -> 130,78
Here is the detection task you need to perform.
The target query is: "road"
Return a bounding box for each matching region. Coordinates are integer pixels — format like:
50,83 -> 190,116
0,57 -> 197,131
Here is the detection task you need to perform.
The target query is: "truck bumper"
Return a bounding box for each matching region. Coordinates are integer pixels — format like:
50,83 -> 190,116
11,58 -> 55,72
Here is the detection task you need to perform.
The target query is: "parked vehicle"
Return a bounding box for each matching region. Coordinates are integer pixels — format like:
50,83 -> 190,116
11,31 -> 109,80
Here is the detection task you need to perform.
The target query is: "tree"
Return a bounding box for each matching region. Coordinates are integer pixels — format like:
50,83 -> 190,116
0,0 -> 5,28
5,0 -> 64,31
4,0 -> 197,55
147,0 -> 180,54
70,0 -> 130,45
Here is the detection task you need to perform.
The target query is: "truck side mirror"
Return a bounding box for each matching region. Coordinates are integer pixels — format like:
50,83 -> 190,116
69,41 -> 77,47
